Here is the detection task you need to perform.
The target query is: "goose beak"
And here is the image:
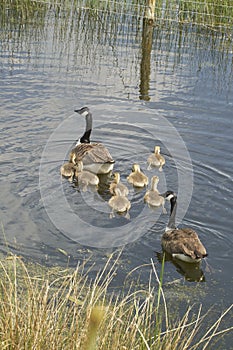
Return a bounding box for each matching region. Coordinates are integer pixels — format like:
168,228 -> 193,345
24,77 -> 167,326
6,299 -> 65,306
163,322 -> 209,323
74,108 -> 82,114
74,107 -> 90,117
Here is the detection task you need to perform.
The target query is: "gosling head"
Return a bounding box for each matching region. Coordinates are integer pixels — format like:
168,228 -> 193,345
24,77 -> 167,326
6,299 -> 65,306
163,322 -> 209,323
154,146 -> 161,154
151,175 -> 159,185
113,172 -> 121,184
132,164 -> 141,172
74,106 -> 90,117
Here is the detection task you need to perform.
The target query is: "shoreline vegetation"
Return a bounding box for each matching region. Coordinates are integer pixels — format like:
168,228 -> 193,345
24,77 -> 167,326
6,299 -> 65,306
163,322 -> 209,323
0,254 -> 232,349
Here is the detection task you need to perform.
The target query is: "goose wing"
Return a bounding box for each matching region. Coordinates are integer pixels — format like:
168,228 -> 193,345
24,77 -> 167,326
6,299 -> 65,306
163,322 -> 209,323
70,143 -> 114,164
163,228 -> 207,260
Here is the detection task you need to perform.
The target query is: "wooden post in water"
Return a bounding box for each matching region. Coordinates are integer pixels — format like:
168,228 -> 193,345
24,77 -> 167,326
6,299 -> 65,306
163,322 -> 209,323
139,0 -> 155,100
144,0 -> 156,24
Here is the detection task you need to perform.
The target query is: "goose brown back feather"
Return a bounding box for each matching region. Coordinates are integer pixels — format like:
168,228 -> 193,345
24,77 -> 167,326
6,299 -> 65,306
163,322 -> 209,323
162,227 -> 207,260
70,143 -> 114,165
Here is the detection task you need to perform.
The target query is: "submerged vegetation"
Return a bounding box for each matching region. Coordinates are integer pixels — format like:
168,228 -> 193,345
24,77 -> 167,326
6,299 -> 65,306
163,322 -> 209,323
1,0 -> 232,94
1,0 -> 233,32
0,254 -> 232,349
1,0 -> 232,71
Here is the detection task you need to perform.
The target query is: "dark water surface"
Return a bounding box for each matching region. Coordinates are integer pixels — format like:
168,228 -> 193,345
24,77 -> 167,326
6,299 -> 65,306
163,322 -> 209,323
0,3 -> 233,347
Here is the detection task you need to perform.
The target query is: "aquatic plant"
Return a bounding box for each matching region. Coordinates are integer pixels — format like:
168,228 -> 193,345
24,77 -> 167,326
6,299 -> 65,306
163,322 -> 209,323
1,0 -> 233,31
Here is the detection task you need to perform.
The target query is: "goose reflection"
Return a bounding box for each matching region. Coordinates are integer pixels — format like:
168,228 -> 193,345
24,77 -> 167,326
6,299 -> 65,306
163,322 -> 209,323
156,251 -> 205,282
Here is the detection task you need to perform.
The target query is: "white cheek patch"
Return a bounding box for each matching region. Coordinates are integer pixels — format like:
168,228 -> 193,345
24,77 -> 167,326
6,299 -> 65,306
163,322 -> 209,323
81,110 -> 89,117
166,194 -> 174,201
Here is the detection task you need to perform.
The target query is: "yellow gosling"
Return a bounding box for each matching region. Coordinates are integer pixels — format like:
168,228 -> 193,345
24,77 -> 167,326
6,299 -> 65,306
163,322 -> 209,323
147,146 -> 165,171
109,172 -> 129,197
74,161 -> 99,192
60,162 -> 76,182
127,164 -> 148,188
144,176 -> 166,213
108,188 -> 131,219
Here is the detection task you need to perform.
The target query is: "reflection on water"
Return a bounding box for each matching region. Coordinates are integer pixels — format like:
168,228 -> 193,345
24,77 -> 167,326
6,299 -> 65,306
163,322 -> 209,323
157,251 -> 205,282
0,2 -> 233,347
1,2 -> 232,101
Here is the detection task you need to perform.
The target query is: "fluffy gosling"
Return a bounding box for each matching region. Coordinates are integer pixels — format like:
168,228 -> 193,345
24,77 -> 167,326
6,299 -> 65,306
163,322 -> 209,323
127,164 -> 148,188
147,146 -> 165,171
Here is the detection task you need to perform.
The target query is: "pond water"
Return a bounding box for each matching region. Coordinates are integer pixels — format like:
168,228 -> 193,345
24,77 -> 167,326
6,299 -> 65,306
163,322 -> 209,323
0,2 -> 233,347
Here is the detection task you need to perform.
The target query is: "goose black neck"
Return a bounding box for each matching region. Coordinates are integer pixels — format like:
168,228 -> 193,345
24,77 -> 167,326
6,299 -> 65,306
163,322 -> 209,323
170,195 -> 177,215
80,112 -> 93,143
168,195 -> 177,229
80,129 -> 91,143
85,112 -> 93,132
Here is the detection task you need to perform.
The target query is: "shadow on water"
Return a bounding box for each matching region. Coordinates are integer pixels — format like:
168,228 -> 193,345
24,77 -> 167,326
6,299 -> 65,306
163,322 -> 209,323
0,1 -> 233,347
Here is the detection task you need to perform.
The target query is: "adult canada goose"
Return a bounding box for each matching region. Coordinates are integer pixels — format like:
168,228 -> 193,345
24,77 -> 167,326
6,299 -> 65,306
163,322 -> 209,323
109,172 -> 129,196
74,160 -> 99,192
144,176 -> 166,213
127,164 -> 149,188
162,191 -> 208,263
60,162 -> 77,182
108,188 -> 131,219
147,146 -> 165,171
69,107 -> 115,174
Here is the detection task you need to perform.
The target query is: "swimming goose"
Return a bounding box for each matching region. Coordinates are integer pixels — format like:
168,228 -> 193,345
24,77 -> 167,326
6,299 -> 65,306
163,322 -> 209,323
147,146 -> 165,171
69,107 -> 115,174
109,172 -> 129,196
127,164 -> 148,188
108,188 -> 131,219
60,162 -> 77,182
74,161 -> 99,192
162,192 -> 208,263
144,176 -> 166,213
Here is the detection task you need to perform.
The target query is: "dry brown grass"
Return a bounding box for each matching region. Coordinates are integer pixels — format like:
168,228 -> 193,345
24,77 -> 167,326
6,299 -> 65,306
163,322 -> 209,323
0,254 -> 232,349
